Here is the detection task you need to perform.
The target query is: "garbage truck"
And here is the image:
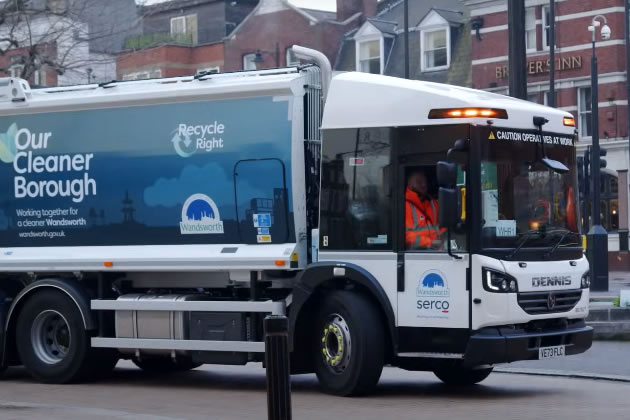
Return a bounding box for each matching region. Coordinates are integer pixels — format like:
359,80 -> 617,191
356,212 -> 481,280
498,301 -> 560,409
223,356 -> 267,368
0,46 -> 592,396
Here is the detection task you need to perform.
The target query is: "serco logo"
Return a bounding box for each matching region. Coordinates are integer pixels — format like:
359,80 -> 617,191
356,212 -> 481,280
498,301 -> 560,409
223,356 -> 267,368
416,270 -> 450,314
179,194 -> 224,235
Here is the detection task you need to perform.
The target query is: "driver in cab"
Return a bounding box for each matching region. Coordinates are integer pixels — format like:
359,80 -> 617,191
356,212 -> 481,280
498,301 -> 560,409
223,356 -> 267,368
405,170 -> 444,250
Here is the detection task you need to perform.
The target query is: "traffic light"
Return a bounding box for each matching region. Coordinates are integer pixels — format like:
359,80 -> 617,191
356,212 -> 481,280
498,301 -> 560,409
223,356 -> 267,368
584,146 -> 591,175
598,148 -> 607,168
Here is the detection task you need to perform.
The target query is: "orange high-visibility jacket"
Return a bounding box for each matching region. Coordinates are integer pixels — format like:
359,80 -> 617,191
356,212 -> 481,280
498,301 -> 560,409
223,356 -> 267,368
405,187 -> 441,249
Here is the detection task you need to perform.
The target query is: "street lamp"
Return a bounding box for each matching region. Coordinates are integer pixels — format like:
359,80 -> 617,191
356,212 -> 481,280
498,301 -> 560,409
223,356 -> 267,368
252,43 -> 281,68
586,14 -> 611,291
86,67 -> 93,84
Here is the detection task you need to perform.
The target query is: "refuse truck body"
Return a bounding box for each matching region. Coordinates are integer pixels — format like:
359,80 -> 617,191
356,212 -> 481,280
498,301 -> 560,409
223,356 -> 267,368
0,47 -> 592,396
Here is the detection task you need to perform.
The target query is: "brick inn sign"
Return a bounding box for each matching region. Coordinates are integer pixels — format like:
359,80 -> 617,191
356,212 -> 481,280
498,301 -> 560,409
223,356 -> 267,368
495,55 -> 583,79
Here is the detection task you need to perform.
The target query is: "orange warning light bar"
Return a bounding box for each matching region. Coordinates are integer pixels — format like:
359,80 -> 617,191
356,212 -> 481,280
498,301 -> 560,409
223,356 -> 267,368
428,108 -> 508,119
104,261 -> 114,267
563,117 -> 576,127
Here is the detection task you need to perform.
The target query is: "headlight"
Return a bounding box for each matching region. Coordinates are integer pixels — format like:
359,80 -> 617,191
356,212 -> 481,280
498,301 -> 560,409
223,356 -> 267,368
581,272 -> 591,288
482,268 -> 518,293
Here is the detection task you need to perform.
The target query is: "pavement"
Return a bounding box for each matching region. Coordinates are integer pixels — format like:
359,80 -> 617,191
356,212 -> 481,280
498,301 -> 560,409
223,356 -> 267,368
1,361 -> 629,419
587,272 -> 630,339
589,271 -> 630,303
499,340 -> 630,380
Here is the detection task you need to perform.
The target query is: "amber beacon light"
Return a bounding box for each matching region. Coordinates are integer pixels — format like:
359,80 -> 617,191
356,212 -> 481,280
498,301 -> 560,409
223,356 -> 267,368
428,108 -> 509,119
563,116 -> 576,127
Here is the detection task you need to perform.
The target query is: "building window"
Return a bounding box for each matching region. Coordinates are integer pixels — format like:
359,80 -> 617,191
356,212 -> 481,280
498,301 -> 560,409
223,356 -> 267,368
611,177 -> 618,194
121,69 -> 162,81
610,199 -> 619,231
544,91 -> 557,107
170,14 -> 198,44
357,39 -> 382,74
197,67 -> 219,75
243,53 -> 257,70
578,87 -> 592,138
33,69 -> 42,86
421,28 -> 449,71
9,64 -> 24,78
525,7 -> 536,52
527,92 -> 540,104
542,6 -> 552,49
286,49 -> 300,66
9,56 -> 24,78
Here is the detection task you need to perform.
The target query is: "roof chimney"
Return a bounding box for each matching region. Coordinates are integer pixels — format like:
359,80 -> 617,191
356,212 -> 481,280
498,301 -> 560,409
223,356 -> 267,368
336,0 -> 377,22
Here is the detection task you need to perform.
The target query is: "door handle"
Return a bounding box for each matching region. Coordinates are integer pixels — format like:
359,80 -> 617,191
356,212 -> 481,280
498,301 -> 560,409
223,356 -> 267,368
397,254 -> 404,292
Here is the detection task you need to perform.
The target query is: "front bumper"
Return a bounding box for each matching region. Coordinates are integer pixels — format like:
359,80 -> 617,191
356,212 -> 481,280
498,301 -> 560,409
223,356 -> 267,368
463,319 -> 593,366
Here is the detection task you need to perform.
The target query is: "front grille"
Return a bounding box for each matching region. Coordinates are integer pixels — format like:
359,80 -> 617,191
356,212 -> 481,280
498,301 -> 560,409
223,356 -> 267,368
517,289 -> 582,315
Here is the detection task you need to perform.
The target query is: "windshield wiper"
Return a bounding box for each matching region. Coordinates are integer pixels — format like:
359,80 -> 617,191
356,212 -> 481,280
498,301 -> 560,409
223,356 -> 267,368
505,230 -> 539,260
544,229 -> 574,258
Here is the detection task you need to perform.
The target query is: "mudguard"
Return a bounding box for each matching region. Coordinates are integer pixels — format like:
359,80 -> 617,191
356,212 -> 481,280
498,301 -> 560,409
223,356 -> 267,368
289,261 -> 397,352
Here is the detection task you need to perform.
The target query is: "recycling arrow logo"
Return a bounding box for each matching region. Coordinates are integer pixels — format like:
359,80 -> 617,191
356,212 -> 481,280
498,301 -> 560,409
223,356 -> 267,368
171,132 -> 195,158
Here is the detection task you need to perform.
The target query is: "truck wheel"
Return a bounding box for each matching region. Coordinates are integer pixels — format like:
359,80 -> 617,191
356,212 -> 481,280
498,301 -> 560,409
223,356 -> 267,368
313,290 -> 385,396
434,364 -> 493,386
15,290 -> 94,383
132,356 -> 201,372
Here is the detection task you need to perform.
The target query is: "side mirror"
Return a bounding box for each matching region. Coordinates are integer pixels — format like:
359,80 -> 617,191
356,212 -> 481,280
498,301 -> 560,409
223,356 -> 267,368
447,138 -> 469,162
542,157 -> 569,174
439,187 -> 459,228
437,161 -> 457,187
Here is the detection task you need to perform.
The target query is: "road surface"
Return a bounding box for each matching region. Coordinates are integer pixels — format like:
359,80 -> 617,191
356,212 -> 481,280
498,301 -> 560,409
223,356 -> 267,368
0,360 -> 628,420
506,340 -> 630,378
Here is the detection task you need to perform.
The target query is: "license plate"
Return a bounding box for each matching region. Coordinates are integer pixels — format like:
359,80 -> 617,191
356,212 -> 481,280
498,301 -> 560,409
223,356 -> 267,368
539,345 -> 565,359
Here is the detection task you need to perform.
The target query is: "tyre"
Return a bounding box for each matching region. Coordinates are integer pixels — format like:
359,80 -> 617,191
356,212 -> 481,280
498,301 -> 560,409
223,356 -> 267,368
132,356 -> 201,372
313,290 -> 385,396
16,290 -> 96,383
434,364 -> 493,386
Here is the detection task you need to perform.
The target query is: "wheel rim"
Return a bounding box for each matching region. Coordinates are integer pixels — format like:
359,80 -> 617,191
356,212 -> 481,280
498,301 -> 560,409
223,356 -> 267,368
320,313 -> 351,374
31,310 -> 71,365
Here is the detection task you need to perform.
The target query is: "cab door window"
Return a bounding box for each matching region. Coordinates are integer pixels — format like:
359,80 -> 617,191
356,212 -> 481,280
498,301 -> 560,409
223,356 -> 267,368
397,125 -> 469,252
319,128 -> 392,250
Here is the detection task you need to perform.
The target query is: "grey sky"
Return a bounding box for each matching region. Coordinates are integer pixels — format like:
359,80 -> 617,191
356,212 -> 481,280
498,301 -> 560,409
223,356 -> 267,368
136,0 -> 336,12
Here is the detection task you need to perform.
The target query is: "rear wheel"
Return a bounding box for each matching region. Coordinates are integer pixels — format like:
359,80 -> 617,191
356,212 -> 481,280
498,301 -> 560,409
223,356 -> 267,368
16,290 -> 96,383
434,364 -> 493,386
313,290 -> 385,396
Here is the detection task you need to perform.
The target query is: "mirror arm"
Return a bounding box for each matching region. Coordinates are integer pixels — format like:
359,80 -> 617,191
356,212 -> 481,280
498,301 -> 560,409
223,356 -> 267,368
446,228 -> 462,260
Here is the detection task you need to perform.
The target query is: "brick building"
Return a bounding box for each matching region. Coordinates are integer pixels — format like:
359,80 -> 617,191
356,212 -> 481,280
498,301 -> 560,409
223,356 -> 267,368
224,0 -> 377,71
466,0 -> 630,248
117,0 -> 256,80
335,0 -> 471,86
117,42 -> 224,80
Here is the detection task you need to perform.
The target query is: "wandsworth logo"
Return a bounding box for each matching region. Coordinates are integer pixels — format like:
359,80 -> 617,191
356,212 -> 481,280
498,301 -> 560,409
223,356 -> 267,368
179,194 -> 224,234
416,270 -> 450,297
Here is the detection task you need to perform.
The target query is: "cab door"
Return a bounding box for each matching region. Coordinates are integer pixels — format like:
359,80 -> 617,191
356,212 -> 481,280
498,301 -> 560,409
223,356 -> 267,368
395,125 -> 470,329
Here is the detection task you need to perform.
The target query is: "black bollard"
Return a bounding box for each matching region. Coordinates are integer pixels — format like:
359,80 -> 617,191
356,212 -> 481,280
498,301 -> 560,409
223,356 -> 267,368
264,315 -> 291,420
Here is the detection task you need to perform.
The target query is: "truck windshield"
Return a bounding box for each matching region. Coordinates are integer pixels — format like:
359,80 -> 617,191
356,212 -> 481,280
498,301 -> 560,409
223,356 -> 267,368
478,128 -> 581,252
